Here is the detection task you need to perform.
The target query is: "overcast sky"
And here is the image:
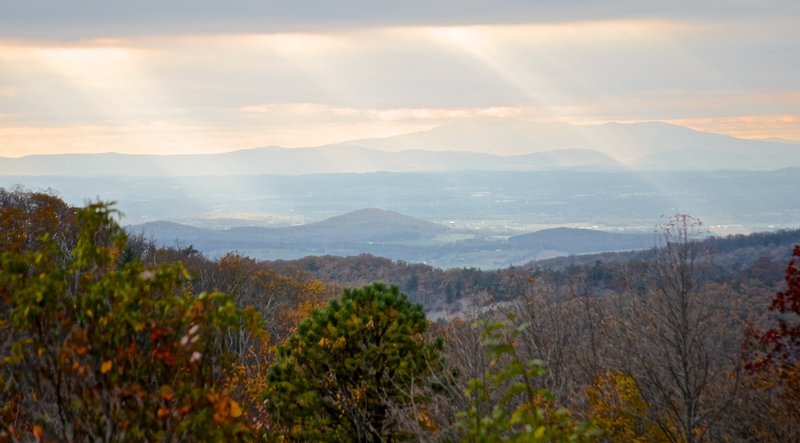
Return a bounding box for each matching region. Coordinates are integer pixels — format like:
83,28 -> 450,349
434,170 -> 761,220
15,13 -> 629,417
0,1 -> 798,156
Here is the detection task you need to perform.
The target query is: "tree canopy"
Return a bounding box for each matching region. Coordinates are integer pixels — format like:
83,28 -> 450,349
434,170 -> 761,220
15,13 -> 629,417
267,282 -> 442,442
0,201 -> 260,441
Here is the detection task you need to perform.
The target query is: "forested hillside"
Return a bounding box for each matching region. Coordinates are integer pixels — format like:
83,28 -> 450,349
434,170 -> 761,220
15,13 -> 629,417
266,226 -> 800,313
1,189 -> 798,441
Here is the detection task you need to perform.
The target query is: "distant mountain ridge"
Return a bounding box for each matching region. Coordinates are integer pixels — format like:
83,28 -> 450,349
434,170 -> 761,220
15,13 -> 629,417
132,208 -> 448,247
130,208 -> 657,268
2,120 -> 798,176
508,227 -> 653,254
227,208 -> 449,243
0,145 -> 619,177
335,120 -> 800,169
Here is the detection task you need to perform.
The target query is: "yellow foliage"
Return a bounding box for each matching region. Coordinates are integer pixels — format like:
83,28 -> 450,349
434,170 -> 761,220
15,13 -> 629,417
416,410 -> 436,432
745,362 -> 800,440
334,336 -> 346,349
32,424 -> 44,441
229,400 -> 243,418
586,371 -> 669,442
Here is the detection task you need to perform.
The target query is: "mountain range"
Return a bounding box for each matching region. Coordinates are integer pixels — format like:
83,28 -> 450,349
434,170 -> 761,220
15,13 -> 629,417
130,208 -> 654,268
0,146 -> 619,177
2,120 -> 799,176
340,120 -> 800,165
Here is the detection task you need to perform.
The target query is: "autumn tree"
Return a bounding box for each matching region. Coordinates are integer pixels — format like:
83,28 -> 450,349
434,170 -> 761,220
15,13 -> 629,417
266,282 -> 443,442
742,245 -> 800,441
456,318 -> 599,442
0,201 -> 260,441
0,187 -> 75,253
606,214 -> 744,442
586,371 -> 668,442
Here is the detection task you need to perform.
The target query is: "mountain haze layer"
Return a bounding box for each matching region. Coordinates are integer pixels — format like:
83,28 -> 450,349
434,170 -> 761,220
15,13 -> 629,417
335,120 -> 800,169
2,121 -> 798,176
133,208 -> 448,248
4,169 -> 798,234
130,208 -> 655,268
0,146 -> 618,176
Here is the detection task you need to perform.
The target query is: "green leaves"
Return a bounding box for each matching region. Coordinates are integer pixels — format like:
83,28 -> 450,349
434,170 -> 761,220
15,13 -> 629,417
267,282 -> 442,442
0,201 -> 258,441
457,319 -> 600,443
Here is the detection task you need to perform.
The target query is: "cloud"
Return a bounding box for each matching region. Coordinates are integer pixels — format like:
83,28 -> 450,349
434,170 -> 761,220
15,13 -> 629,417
241,103 -> 361,118
240,103 -> 525,122
1,1 -> 798,39
0,120 -> 435,156
664,115 -> 800,142
1,11 -> 798,154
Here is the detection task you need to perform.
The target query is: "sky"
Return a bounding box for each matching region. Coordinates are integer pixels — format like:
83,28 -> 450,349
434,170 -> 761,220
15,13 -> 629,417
0,1 -> 798,156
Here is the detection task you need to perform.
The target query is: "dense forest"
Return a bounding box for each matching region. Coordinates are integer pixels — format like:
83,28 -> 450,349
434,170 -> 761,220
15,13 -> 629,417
267,226 -> 799,314
1,188 -> 798,442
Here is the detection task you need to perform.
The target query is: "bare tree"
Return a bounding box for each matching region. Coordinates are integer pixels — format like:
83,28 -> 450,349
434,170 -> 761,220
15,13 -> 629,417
610,215 -> 744,442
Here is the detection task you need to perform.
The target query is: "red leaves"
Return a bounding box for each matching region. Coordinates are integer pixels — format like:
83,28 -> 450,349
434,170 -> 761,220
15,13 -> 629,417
116,341 -> 137,360
149,324 -> 167,342
1,196 -> 259,441
769,245 -> 800,316
744,244 -> 800,384
189,301 -> 205,320
149,324 -> 177,366
150,346 -> 175,366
